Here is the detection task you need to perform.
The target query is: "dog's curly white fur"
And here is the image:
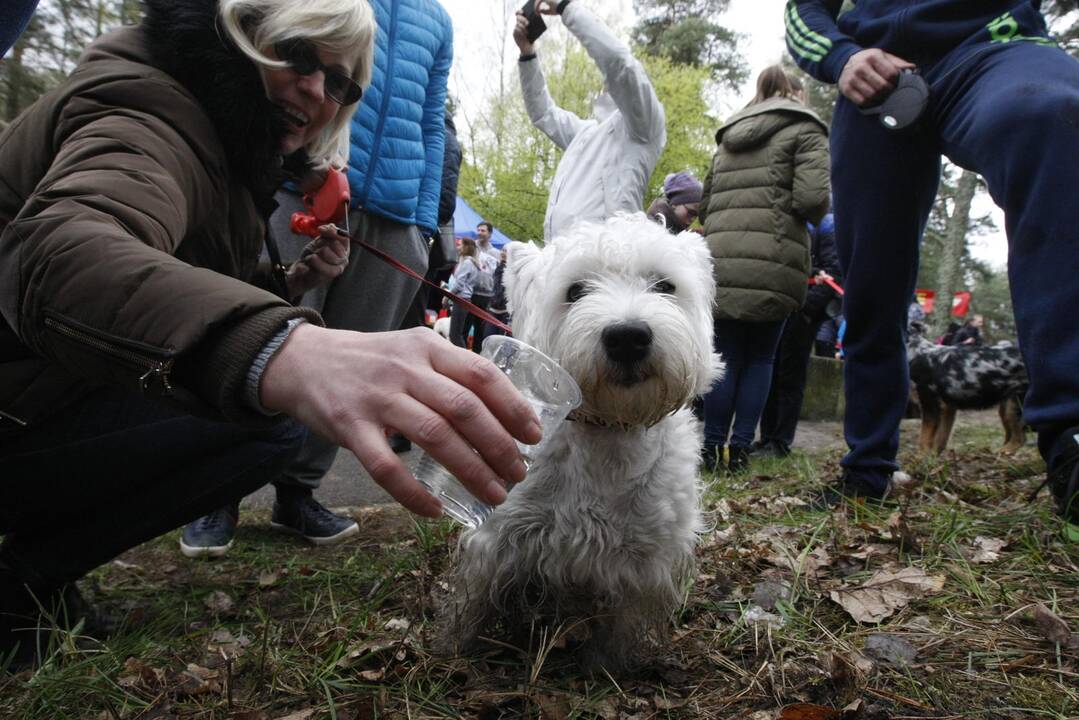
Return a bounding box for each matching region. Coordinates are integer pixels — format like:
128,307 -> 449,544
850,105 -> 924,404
447,214 -> 721,673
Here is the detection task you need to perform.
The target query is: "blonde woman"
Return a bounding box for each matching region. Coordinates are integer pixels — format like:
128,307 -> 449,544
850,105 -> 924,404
0,0 -> 538,666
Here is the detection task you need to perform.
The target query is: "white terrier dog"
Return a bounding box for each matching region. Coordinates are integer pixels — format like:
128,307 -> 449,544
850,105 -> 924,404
448,213 -> 720,673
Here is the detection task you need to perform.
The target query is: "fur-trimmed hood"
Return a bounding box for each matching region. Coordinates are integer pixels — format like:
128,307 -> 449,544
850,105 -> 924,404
140,0 -> 288,204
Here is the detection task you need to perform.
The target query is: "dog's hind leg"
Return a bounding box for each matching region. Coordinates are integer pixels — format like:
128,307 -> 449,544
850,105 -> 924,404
998,395 -> 1026,454
932,402 -> 958,453
916,387 -> 941,453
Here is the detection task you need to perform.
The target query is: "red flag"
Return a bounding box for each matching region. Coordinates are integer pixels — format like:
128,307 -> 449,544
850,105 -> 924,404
915,289 -> 936,314
951,291 -> 971,317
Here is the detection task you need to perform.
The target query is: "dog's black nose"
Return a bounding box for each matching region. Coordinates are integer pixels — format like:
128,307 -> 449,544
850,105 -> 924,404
602,321 -> 653,364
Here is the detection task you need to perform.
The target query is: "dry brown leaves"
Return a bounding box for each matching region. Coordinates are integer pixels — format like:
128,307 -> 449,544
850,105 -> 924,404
829,566 -> 945,624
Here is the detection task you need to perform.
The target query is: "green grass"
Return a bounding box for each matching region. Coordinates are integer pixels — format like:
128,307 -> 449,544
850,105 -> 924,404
2,415 -> 1077,719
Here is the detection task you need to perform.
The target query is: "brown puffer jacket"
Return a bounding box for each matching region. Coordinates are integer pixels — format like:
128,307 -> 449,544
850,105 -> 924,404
0,8 -> 321,431
701,97 -> 830,323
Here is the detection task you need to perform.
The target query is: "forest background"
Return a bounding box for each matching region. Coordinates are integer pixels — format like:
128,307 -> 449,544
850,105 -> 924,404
4,0 -> 1078,340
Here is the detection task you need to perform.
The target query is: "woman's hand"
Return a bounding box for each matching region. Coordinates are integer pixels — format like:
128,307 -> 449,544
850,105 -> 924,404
285,224 -> 350,299
259,325 -> 543,518
838,48 -> 915,106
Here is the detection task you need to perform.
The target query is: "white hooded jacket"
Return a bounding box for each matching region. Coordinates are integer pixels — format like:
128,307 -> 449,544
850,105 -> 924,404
519,2 -> 666,242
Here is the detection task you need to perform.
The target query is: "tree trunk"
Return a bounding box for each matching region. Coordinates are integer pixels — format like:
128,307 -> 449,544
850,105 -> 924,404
932,169 -> 979,336
3,46 -> 27,124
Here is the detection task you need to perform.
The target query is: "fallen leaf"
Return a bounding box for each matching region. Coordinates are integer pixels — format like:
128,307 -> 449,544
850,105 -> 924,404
653,694 -> 688,710
358,668 -> 385,681
847,543 -> 897,560
841,698 -> 865,717
258,571 -> 279,587
970,536 -> 1007,563
778,703 -> 840,719
203,590 -> 235,614
208,629 -> 252,658
384,618 -> 411,632
275,710 -> 317,720
829,566 -> 945,624
863,633 -> 918,666
751,579 -> 792,611
1033,603 -> 1075,646
535,692 -> 572,719
743,604 -> 785,629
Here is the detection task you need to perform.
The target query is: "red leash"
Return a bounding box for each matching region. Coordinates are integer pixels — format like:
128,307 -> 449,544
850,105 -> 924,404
348,231 -> 513,335
289,167 -> 513,336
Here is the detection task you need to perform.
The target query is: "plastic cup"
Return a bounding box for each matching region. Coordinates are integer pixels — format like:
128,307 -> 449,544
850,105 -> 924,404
413,335 -> 582,528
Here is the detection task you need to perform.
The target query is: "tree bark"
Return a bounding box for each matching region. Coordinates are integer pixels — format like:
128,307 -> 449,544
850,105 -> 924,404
932,169 -> 979,336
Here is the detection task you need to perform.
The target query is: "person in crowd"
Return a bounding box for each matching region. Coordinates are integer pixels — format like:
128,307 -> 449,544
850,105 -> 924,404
815,315 -> 839,358
401,108 -> 462,333
0,0 -> 538,667
953,314 -> 984,346
0,0 -> 40,56
483,247 -> 511,342
462,221 -> 500,354
182,0 -> 454,554
647,171 -> 704,234
699,65 -> 830,473
787,1 -> 1079,531
512,0 -> 666,241
940,320 -> 961,346
757,211 -> 842,458
907,299 -> 927,330
446,238 -> 482,349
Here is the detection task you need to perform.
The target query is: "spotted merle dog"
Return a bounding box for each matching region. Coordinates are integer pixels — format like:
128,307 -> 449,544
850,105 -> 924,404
907,323 -> 1029,454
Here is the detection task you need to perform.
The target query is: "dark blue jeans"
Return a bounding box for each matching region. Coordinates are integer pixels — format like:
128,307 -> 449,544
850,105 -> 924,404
703,318 -> 786,451
0,387 -> 305,585
832,40 -> 1079,489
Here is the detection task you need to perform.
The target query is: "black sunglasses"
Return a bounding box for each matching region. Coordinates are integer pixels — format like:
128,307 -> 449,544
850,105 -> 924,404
273,38 -> 363,106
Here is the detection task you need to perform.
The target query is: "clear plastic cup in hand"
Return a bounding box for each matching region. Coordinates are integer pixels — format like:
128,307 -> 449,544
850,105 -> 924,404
414,335 -> 582,528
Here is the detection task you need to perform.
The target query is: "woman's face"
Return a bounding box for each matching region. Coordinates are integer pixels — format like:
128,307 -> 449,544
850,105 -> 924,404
260,42 -> 351,154
673,202 -> 701,227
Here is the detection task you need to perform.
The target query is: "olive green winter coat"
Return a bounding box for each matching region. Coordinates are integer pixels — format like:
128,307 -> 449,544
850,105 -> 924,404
701,97 -> 830,323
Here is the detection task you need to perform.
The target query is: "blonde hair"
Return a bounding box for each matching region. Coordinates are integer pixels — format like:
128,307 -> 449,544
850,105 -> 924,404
747,65 -> 803,107
218,0 -> 376,160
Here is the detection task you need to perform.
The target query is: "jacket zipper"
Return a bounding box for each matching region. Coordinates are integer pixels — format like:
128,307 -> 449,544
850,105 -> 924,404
43,316 -> 175,396
359,0 -> 399,206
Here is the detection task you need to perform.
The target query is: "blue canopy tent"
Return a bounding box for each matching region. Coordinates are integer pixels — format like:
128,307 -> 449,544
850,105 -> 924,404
453,196 -> 512,248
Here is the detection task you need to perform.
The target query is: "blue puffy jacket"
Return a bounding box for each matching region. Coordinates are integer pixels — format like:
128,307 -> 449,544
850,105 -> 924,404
347,0 -> 452,235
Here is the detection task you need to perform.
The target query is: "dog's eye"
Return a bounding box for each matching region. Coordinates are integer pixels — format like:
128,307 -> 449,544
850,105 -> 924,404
651,279 -> 676,295
566,282 -> 588,303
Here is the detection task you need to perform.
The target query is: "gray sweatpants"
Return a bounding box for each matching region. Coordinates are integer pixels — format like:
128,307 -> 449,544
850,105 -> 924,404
268,189 -> 428,488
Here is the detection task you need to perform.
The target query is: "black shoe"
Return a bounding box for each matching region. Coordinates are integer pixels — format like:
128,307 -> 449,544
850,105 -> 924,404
751,440 -> 791,459
180,504 -> 239,559
727,446 -> 751,474
271,495 -> 358,546
1,564 -> 109,671
1046,428 -> 1079,542
812,470 -> 893,510
388,433 -> 412,454
700,444 -> 723,473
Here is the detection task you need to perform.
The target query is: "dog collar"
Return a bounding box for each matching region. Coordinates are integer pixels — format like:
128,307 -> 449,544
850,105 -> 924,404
566,405 -> 682,430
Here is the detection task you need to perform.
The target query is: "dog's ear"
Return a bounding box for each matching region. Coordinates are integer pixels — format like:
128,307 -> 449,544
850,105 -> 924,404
504,242 -> 544,328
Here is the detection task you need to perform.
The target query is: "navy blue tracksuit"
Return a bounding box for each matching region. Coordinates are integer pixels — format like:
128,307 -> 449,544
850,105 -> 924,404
787,0 -> 1079,488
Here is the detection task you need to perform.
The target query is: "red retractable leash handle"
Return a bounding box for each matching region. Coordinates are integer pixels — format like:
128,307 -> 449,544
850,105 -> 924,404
808,275 -> 845,296
291,168 -> 513,335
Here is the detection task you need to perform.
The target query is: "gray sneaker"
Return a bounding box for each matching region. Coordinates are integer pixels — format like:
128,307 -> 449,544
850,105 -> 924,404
179,504 -> 239,558
271,495 -> 358,546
